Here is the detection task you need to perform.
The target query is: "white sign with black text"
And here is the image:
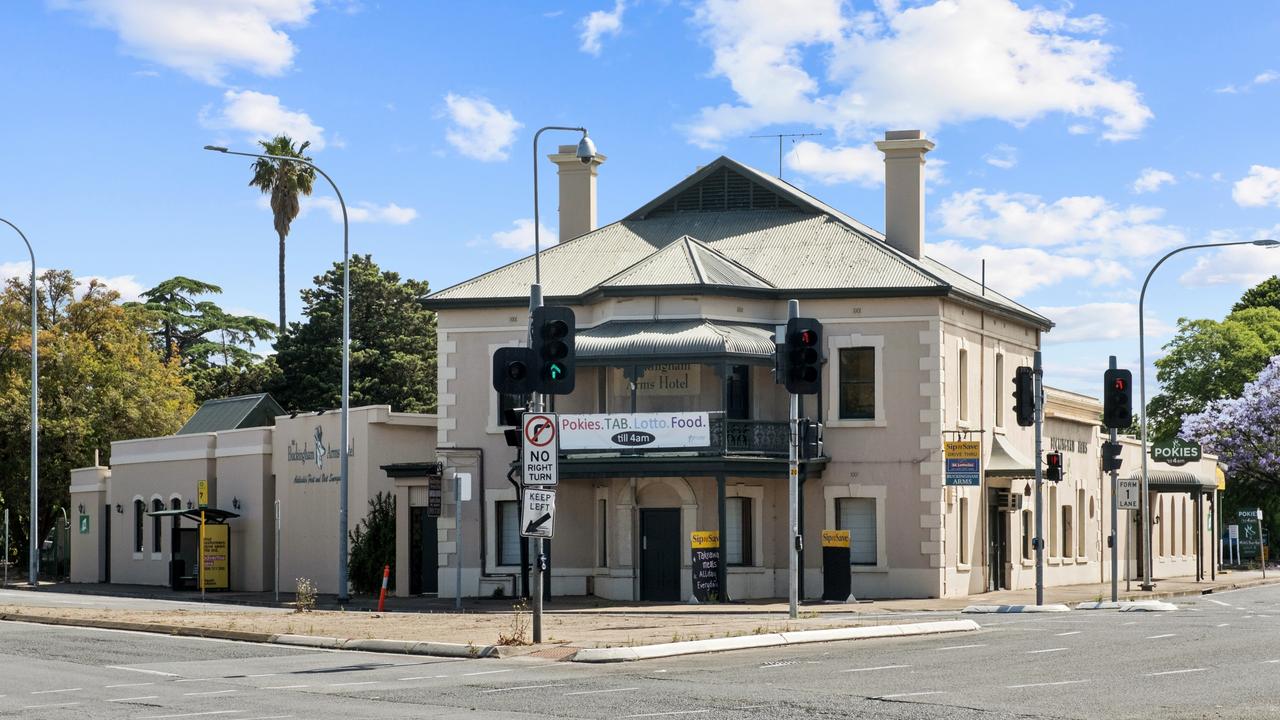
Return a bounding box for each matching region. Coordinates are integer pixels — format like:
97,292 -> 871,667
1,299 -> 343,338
558,412 -> 711,450
521,488 -> 556,539
522,413 -> 559,486
1117,478 -> 1140,510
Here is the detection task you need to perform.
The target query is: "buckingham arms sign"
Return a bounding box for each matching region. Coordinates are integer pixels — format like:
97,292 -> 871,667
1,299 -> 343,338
558,413 -> 711,450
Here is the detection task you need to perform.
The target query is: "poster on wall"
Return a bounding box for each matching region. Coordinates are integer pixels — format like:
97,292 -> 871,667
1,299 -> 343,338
559,412 -> 711,450
201,524 -> 229,590
690,531 -> 721,602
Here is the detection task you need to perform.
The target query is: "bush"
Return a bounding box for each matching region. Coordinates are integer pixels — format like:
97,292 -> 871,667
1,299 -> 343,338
349,491 -> 396,594
295,577 -> 317,613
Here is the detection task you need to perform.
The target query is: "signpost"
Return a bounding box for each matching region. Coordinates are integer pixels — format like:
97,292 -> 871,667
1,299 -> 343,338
690,531 -> 721,602
1228,524 -> 1240,565
944,440 -> 981,486
1117,478 -> 1141,510
522,413 -> 559,486
821,529 -> 852,602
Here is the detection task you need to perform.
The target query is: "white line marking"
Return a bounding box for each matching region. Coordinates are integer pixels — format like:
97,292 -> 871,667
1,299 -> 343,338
1146,634 -> 1177,639
31,687 -> 81,694
938,644 -> 986,650
874,691 -> 946,699
1145,668 -> 1206,676
1054,631 -> 1081,636
328,681 -> 377,687
841,664 -> 912,673
565,687 -> 639,696
262,685 -> 309,690
22,703 -> 81,709
106,682 -> 155,688
1216,623 -> 1230,628
184,689 -> 238,696
107,666 -> 180,677
481,683 -> 567,693
398,675 -> 445,681
1207,599 -> 1233,607
138,712 -> 243,719
1262,659 -> 1280,664
1121,621 -> 1138,626
462,669 -> 513,677
240,716 -> 293,720
176,678 -> 215,683
246,673 -> 277,678
623,711 -> 711,718
1007,679 -> 1091,689
108,696 -> 161,702
1026,648 -> 1068,654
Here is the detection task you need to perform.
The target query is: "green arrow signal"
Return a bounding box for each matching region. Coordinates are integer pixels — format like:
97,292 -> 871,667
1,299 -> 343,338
549,363 -> 562,379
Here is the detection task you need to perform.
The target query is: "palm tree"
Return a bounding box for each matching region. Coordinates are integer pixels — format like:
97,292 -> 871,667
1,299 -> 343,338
248,135 -> 316,334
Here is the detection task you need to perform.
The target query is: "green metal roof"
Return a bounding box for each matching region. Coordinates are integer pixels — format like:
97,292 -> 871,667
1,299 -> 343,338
176,393 -> 286,435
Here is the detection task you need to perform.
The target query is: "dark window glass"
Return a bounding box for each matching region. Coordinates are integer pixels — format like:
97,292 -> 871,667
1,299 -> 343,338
152,498 -> 164,553
496,501 -> 521,566
134,499 -> 145,552
838,347 -> 875,420
725,497 -> 753,566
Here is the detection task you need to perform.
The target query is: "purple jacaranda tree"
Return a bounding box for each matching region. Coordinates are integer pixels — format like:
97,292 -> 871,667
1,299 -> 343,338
1181,355 -> 1280,492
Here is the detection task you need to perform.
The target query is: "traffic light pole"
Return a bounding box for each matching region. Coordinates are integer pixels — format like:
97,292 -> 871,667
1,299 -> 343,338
1034,351 -> 1044,606
1108,356 -> 1119,603
787,299 -> 800,620
529,283 -> 544,644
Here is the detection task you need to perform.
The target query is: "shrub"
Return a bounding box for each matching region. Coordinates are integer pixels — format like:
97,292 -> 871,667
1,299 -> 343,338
295,577 -> 317,613
348,492 -> 396,594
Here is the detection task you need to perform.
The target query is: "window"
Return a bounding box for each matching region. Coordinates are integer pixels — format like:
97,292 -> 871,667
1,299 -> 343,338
837,497 -> 877,565
133,499 -> 145,553
496,500 -> 521,566
598,498 -> 608,568
1048,486 -> 1058,557
1022,510 -> 1033,561
958,497 -> 969,566
838,348 -> 875,420
1061,506 -> 1073,560
994,354 -> 1005,427
1077,489 -> 1087,558
725,497 -> 753,566
171,497 -> 182,528
958,348 -> 969,423
1181,498 -> 1188,556
152,498 -> 164,554
1158,498 -> 1165,556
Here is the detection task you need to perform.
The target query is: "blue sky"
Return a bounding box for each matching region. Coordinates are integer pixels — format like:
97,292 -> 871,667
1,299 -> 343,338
2,1 -> 1279,398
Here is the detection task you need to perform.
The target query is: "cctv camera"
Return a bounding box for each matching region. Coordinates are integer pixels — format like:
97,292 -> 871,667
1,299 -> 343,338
579,155 -> 593,165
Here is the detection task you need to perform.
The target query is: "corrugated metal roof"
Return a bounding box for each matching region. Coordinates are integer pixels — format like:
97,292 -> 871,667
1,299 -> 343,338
176,393 -> 285,435
1127,470 -> 1216,492
601,235 -> 774,289
578,320 -> 776,361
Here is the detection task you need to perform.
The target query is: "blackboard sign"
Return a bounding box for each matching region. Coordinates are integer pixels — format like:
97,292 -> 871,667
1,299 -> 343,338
426,476 -> 442,518
821,529 -> 851,602
690,531 -> 721,602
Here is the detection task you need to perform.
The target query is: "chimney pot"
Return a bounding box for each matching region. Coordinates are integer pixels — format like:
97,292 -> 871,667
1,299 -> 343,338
875,129 -> 934,260
549,143 -> 606,243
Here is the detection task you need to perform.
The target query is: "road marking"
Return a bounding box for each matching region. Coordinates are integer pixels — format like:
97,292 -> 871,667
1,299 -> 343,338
185,689 -> 238,696
247,673 -> 277,678
107,666 -> 180,677
622,711 -> 711,718
938,644 -> 986,650
22,703 -> 81,710
841,665 -> 912,673
1207,599 -> 1233,607
106,682 -> 155,688
462,669 -> 513,677
1216,623 -> 1230,628
564,687 -> 640,696
138,712 -> 244,719
1145,668 -> 1206,676
481,683 -> 567,694
1262,659 -> 1280,664
328,681 -> 378,687
1007,679 -> 1091,689
108,696 -> 161,702
398,675 -> 449,681
1121,621 -> 1138,626
873,691 -> 946,699
31,687 -> 81,694
240,716 -> 293,720
262,685 -> 310,690
1146,634 -> 1177,639
1054,631 -> 1081,636
1026,648 -> 1068,654
176,678 -> 216,683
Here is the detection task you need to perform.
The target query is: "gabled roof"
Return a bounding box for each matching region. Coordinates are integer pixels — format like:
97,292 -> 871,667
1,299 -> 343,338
176,393 -> 286,435
577,319 -> 776,362
426,156 -> 1051,330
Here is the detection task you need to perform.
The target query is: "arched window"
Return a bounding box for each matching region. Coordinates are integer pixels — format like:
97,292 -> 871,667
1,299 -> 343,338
171,497 -> 182,528
134,499 -> 145,552
152,498 -> 164,554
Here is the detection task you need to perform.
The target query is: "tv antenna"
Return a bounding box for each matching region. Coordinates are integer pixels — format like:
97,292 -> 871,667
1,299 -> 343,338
750,131 -> 823,180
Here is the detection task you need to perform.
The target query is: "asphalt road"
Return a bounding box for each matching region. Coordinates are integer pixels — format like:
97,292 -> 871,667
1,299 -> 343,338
1,583 -> 1278,719
0,587 -> 290,613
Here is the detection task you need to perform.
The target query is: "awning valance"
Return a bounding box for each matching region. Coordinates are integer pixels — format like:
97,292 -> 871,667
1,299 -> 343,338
576,320 -> 776,363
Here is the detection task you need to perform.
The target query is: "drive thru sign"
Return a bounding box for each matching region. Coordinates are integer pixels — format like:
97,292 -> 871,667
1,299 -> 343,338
522,413 -> 559,486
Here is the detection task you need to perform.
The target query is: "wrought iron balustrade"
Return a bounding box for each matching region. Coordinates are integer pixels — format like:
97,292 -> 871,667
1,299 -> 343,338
708,416 -> 789,456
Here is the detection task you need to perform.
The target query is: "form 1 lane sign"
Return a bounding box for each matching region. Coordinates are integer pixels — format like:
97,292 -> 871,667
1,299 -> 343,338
522,412 -> 559,486
521,488 -> 556,539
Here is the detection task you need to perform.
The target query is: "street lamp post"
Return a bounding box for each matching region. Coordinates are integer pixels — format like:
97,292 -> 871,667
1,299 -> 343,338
1137,237 -> 1279,590
528,126 -> 595,643
204,146 -> 353,602
0,218 -> 38,587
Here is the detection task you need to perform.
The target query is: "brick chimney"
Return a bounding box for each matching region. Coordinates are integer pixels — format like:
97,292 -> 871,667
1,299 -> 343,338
875,130 -> 934,259
548,144 -> 607,243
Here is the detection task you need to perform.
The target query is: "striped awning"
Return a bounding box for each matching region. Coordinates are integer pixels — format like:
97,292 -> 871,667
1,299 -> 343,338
1128,469 -> 1217,493
985,433 -> 1036,478
576,320 -> 776,362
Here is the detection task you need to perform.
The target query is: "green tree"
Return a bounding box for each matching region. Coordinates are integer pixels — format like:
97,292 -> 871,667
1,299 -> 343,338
126,276 -> 277,401
1145,307 -> 1280,440
348,491 -> 396,594
248,135 -> 316,334
1233,275 -> 1280,313
270,255 -> 437,413
0,271 -> 195,566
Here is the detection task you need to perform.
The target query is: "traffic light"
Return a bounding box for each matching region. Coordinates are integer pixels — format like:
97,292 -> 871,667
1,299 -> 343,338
532,306 -> 576,395
500,406 -> 526,448
1045,451 -> 1063,481
783,317 -> 823,394
1101,440 -> 1123,472
1103,368 -> 1133,430
1012,366 -> 1036,427
492,346 -> 537,395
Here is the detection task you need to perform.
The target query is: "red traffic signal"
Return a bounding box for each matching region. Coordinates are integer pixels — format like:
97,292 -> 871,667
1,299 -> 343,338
1045,451 -> 1064,482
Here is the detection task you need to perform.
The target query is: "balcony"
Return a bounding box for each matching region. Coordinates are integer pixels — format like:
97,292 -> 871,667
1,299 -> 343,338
710,416 -> 789,457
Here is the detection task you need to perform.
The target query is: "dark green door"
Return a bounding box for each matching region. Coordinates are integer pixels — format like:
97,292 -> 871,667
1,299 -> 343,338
640,509 -> 681,601
409,507 -> 438,595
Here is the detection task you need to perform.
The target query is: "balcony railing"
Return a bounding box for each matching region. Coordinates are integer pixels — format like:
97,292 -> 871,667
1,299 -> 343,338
709,417 -> 789,456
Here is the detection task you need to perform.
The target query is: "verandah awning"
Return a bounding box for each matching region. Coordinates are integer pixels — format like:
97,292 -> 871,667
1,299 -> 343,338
1127,469 -> 1217,493
575,319 -> 776,363
984,433 -> 1036,478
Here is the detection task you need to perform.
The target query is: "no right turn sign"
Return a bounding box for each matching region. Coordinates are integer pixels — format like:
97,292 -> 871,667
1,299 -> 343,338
522,413 -> 559,486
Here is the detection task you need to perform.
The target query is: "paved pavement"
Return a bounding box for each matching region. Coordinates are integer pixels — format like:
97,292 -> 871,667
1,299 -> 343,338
2,582 -> 1278,719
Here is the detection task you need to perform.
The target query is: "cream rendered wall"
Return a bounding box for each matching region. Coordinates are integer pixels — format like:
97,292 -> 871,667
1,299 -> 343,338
214,427 -> 273,592
69,466 -> 109,583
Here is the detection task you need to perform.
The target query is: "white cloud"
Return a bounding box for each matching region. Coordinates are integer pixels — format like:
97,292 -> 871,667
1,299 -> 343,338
307,197 -> 418,225
580,0 -> 625,56
1132,168 -> 1175,194
442,93 -> 522,162
685,0 -> 1151,148
936,189 -> 1185,258
785,141 -> 882,187
490,218 -> 557,252
201,90 -> 326,149
1215,69 -> 1279,94
52,0 -> 315,85
1178,236 -> 1280,288
928,240 -> 1130,299
1233,165 -> 1280,207
1037,302 -> 1170,344
983,144 -> 1017,169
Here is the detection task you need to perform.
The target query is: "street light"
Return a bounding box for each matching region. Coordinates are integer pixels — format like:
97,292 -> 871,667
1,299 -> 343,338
203,145 -> 353,602
1138,237 -> 1280,590
527,126 -> 594,643
0,218 -> 38,587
